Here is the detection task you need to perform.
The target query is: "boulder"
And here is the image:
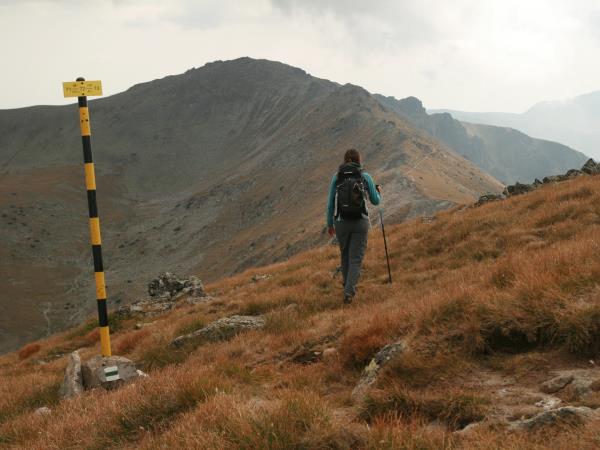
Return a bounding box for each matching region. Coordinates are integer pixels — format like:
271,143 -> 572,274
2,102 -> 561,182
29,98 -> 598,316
148,272 -> 206,300
565,169 -> 583,179
351,340 -> 408,400
542,175 -> 563,184
509,406 -> 595,431
118,273 -> 209,318
118,299 -> 175,318
581,158 -> 600,175
475,194 -> 504,207
58,351 -> 83,399
34,406 -> 52,417
81,355 -> 140,390
540,375 -> 574,394
172,315 -> 266,348
504,182 -> 535,196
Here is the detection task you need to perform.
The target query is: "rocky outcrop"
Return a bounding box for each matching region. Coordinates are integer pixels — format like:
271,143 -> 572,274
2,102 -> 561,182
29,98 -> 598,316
538,370 -> 600,400
81,355 -> 140,390
582,158 -> 600,175
118,272 -> 209,318
474,194 -> 505,207
58,351 -> 83,399
171,315 -> 266,348
475,158 -> 599,206
540,375 -> 574,394
351,340 -> 408,400
148,272 -> 206,300
509,406 -> 595,431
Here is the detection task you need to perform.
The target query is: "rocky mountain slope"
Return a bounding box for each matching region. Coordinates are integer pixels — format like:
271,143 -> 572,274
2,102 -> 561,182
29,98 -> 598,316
376,95 -> 588,184
1,169 -> 599,448
433,90 -> 600,160
0,57 -> 502,354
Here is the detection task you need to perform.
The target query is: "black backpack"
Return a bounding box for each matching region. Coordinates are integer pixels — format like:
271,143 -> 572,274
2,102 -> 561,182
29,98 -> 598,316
335,164 -> 366,220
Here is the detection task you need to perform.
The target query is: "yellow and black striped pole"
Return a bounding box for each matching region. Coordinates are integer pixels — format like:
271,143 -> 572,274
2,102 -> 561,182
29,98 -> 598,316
63,77 -> 111,356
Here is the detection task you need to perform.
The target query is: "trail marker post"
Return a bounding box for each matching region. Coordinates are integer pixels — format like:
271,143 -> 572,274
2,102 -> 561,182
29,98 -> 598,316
63,78 -> 112,357
379,209 -> 393,284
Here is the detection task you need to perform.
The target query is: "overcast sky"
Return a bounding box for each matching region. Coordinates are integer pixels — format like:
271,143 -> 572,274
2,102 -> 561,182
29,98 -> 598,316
0,0 -> 599,112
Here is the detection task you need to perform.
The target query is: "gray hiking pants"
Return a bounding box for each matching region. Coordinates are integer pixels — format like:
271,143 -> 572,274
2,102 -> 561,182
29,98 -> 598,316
334,217 -> 369,297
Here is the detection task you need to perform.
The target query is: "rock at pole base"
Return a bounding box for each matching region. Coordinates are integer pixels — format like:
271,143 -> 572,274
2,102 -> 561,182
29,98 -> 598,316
81,355 -> 140,391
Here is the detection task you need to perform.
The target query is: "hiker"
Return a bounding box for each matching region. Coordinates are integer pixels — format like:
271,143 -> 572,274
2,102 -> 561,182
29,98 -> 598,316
327,149 -> 381,303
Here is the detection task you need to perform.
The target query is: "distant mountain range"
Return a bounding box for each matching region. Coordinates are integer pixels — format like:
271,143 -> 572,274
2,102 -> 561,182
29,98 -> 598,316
432,91 -> 600,161
0,58 -> 504,353
377,95 -> 588,184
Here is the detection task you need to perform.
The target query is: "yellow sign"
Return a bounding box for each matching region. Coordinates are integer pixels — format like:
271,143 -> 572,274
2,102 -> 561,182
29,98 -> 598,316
62,80 -> 103,98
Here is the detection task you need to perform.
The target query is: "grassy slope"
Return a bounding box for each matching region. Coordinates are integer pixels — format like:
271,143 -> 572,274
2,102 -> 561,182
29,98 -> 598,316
1,175 -> 600,449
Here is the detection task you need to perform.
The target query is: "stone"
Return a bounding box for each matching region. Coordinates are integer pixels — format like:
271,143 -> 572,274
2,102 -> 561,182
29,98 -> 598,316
148,272 -> 207,300
58,351 -> 83,399
251,274 -> 272,282
504,182 -> 535,196
184,276 -> 206,298
581,158 -> 600,175
542,175 -> 562,184
565,169 -> 583,179
534,396 -> 561,410
454,421 -> 483,435
540,375 -> 574,394
284,303 -> 299,314
570,376 -> 595,398
509,406 -> 594,431
351,340 -> 408,400
81,355 -> 140,390
475,194 -> 504,207
118,273 -> 209,318
172,315 -> 266,348
136,369 -> 149,378
322,348 -> 338,361
34,406 -> 52,417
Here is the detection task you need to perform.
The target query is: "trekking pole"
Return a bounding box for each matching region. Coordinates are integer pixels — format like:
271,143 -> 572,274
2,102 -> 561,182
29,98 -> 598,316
379,209 -> 392,284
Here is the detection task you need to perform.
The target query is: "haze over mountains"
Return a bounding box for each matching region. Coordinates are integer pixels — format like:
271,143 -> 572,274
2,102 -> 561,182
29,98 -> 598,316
377,95 -> 588,184
433,90 -> 600,161
0,57 -> 590,354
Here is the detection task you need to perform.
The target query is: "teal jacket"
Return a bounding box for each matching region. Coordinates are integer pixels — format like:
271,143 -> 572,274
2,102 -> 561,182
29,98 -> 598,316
326,163 -> 381,227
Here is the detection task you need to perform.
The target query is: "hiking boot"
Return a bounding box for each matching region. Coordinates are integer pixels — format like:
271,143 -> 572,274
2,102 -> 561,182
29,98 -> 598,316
343,294 -> 353,304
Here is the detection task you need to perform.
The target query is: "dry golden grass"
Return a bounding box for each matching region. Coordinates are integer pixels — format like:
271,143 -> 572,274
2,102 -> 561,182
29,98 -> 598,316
17,343 -> 41,361
1,175 -> 600,448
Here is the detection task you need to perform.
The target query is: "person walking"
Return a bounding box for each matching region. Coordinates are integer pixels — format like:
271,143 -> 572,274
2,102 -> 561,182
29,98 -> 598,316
327,149 -> 381,303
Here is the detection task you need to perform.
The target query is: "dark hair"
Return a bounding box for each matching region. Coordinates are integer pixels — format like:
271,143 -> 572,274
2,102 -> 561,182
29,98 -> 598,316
344,149 -> 361,165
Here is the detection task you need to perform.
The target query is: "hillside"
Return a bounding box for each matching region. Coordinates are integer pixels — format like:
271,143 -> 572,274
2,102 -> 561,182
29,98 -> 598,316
0,57 -> 502,354
433,90 -> 600,161
376,95 -> 588,184
1,173 -> 600,448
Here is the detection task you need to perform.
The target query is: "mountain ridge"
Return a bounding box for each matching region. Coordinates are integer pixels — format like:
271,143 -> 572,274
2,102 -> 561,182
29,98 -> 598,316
431,90 -> 600,160
377,94 -> 588,184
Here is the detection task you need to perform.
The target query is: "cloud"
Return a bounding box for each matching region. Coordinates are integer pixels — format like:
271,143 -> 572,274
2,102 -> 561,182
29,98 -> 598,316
271,0 -> 440,49
0,0 -> 598,113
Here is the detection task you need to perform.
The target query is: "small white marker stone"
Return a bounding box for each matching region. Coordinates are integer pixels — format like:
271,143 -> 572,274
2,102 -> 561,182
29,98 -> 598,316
104,365 -> 120,382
